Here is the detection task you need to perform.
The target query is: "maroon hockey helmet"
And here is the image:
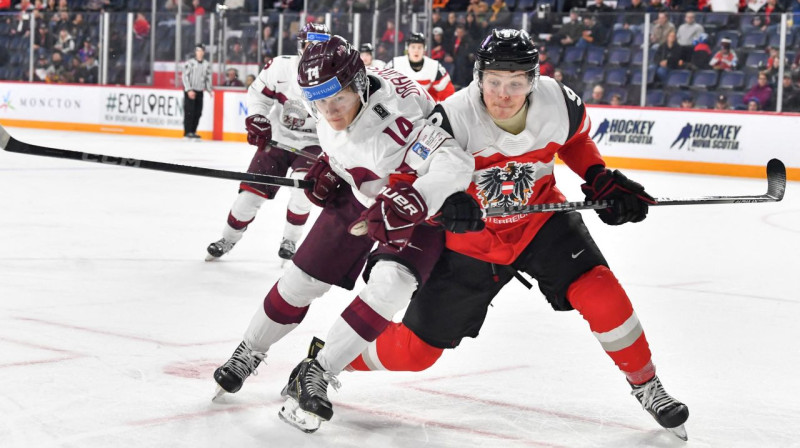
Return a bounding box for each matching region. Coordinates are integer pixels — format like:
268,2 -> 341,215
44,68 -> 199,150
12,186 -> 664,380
297,35 -> 368,104
297,22 -> 332,55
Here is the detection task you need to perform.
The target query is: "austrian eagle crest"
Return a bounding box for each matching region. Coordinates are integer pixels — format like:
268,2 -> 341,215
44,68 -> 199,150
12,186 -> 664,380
475,161 -> 536,208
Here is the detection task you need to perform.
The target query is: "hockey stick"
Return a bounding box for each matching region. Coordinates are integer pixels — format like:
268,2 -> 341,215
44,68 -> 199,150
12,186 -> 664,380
484,159 -> 786,218
0,124 -> 313,189
269,140 -> 319,161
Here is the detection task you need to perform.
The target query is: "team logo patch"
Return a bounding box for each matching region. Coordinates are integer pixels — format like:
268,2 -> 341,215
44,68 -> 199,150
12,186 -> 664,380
372,104 -> 389,120
411,142 -> 430,160
475,161 -> 537,208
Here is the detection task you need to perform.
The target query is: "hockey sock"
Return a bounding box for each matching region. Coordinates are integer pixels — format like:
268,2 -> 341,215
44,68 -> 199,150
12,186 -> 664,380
244,283 -> 310,352
227,190 -> 265,231
283,171 -> 312,241
566,266 -> 656,385
348,322 -> 443,372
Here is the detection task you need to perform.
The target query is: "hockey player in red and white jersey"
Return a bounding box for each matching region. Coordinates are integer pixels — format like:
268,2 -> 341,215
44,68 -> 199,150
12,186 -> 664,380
347,29 -> 691,441
386,32 -> 455,102
211,35 -> 475,432
205,23 -> 330,262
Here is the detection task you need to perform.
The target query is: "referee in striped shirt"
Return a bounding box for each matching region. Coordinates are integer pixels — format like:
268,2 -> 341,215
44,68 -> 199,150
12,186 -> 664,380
182,44 -> 212,139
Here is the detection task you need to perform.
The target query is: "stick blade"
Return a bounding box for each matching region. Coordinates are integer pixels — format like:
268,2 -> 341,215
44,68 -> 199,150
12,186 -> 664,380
0,123 -> 11,150
766,158 -> 786,201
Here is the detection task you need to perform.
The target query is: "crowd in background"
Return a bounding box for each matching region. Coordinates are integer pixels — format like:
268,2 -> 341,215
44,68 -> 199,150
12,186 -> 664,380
3,0 -> 800,111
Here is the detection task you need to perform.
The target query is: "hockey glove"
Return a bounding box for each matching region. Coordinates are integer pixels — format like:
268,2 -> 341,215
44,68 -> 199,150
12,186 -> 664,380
431,192 -> 486,233
350,182 -> 428,250
304,156 -> 343,207
245,114 -> 272,151
581,165 -> 656,226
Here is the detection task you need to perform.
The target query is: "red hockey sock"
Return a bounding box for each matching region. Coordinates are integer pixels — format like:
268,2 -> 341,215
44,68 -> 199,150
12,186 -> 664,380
348,322 -> 444,372
567,266 -> 655,385
226,212 -> 254,231
286,209 -> 309,226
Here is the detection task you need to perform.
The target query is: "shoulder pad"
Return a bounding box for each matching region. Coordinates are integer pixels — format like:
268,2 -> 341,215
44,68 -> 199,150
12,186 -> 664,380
557,81 -> 586,140
427,104 -> 454,136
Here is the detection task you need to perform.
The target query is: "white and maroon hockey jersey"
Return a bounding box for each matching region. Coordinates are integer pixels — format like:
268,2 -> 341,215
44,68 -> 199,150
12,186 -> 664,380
248,55 -> 320,148
317,66 -> 473,215
386,55 -> 455,102
430,76 -> 606,264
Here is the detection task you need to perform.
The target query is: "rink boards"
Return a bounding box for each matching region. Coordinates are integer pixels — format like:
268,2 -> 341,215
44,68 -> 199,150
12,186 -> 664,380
1,82 -> 798,180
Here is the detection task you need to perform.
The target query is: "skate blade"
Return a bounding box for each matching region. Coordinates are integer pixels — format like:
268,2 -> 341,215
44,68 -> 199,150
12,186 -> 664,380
205,253 -> 220,262
278,397 -> 322,433
667,424 -> 688,441
211,385 -> 227,401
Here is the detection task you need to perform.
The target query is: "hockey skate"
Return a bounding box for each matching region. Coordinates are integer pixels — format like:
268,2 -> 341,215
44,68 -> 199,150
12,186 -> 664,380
205,238 -> 237,261
278,238 -> 297,260
631,375 -> 689,441
278,337 -> 337,433
212,341 -> 266,401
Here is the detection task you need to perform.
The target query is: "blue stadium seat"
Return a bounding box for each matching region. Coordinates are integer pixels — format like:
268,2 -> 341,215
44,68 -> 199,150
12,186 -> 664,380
745,72 -> 760,89
703,12 -> 731,31
694,91 -> 718,109
582,66 -> 605,85
690,70 -> 719,90
608,47 -> 632,66
741,31 -> 768,49
611,29 -> 634,47
605,68 -> 628,87
631,67 -> 655,86
665,69 -> 692,89
718,70 -> 746,90
744,51 -> 768,71
715,30 -> 741,49
645,89 -> 665,107
632,32 -> 645,47
585,46 -> 605,66
563,46 -> 586,65
666,91 -> 691,108
727,92 -> 746,109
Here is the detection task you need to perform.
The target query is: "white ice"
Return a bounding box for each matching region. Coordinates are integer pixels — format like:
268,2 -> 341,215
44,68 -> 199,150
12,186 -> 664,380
1,128 -> 798,448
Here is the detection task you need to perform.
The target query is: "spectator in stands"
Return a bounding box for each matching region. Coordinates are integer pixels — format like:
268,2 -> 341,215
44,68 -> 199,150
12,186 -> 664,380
467,0 -> 490,21
443,12 -> 458,48
744,71 -> 773,110
227,40 -> 246,64
619,0 -> 647,32
488,0 -> 512,28
244,74 -> 256,89
33,22 -> 53,53
587,0 -> 614,28
676,12 -> 704,49
765,46 -> 787,81
553,67 -> 577,90
53,28 -> 75,55
64,56 -> 81,82
133,13 -> 150,39
655,31 -> 685,82
375,42 -> 391,62
450,24 -> 473,88
224,68 -> 244,87
430,27 -> 451,70
577,14 -> 609,48
686,33 -> 712,70
78,40 -> 96,62
70,13 -> 87,42
747,98 -> 761,110
759,0 -> 785,32
648,0 -> 669,11
45,51 -> 65,83
431,9 -> 446,34
465,12 -> 484,41
793,0 -> 800,30
610,93 -> 623,106
650,12 -> 675,49
586,84 -> 608,104
56,0 -> 67,11
551,8 -> 585,46
539,45 -> 555,77
380,19 -> 404,47
710,38 -> 737,71
187,0 -> 206,25
83,0 -> 109,12
262,25 -> 277,57
44,0 -> 56,12
680,94 -> 695,109
709,0 -> 740,11
714,94 -> 730,110
745,0 -> 767,12
528,4 -> 554,35
774,73 -> 800,111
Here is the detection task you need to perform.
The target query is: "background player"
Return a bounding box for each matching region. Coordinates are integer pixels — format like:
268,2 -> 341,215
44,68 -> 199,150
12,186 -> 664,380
347,29 -> 690,441
386,32 -> 455,102
205,23 -> 331,262
211,36 -> 474,432
359,43 -> 385,69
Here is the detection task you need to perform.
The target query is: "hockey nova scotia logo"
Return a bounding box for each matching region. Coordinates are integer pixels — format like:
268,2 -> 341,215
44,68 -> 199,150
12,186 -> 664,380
670,122 -> 742,151
476,161 -> 537,208
591,118 -> 655,145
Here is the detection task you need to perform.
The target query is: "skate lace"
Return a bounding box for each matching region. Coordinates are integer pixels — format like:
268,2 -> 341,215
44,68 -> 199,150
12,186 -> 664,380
216,238 -> 235,252
225,346 -> 265,379
633,377 -> 677,414
306,362 -> 340,402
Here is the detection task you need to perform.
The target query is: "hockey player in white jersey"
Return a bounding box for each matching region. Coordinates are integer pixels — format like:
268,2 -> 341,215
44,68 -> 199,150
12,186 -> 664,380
386,32 -> 455,102
359,43 -> 385,69
211,35 -> 476,432
205,23 -> 330,262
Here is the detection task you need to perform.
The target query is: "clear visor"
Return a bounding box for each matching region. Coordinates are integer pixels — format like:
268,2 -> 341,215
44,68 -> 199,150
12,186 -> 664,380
480,70 -> 535,97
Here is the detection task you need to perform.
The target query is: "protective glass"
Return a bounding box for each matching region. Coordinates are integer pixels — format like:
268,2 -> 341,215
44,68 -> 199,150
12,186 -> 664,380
480,71 -> 535,97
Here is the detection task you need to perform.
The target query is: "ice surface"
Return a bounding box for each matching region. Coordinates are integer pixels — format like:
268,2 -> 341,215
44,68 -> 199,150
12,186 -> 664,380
1,128 -> 798,448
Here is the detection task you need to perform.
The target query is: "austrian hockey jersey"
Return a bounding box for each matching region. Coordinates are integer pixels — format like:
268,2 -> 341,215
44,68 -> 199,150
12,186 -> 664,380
430,76 -> 605,264
386,55 -> 455,102
317,66 -> 473,216
248,55 -> 320,148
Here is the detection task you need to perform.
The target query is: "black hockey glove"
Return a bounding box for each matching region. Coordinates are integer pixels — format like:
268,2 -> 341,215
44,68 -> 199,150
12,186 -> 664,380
581,165 -> 656,226
431,192 -> 486,233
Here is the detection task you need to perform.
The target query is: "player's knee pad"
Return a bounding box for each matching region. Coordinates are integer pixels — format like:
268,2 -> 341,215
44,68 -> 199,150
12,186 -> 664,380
287,171 -> 313,217
360,261 -> 418,320
277,263 -> 332,308
567,266 -> 634,326
231,190 -> 266,220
